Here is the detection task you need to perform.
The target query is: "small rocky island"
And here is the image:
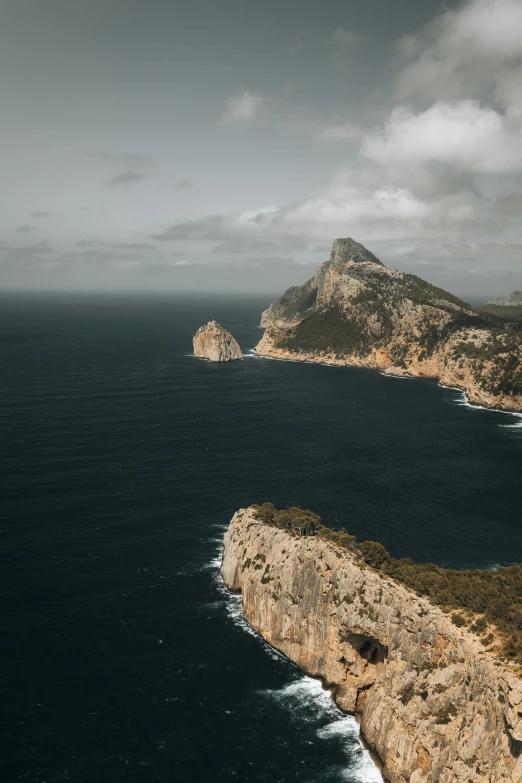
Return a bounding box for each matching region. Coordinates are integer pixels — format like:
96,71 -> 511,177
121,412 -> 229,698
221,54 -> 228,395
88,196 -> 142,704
193,320 -> 242,362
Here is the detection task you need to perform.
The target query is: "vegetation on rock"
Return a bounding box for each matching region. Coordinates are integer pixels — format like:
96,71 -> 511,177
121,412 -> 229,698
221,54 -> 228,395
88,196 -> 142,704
260,238 -> 522,409
250,503 -> 522,664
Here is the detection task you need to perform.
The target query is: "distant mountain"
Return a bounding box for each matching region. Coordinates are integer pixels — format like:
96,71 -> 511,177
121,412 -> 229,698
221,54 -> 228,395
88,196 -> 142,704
487,291 -> 522,306
256,238 -> 522,413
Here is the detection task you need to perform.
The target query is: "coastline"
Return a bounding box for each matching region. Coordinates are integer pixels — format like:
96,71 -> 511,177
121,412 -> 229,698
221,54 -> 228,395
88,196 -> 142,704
217,555 -> 387,782
251,346 -> 522,418
221,508 -> 522,783
216,548 -> 385,781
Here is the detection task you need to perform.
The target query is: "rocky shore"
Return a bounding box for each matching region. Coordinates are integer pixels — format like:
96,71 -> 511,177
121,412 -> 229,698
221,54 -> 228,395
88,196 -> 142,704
221,507 -> 522,783
256,238 -> 522,413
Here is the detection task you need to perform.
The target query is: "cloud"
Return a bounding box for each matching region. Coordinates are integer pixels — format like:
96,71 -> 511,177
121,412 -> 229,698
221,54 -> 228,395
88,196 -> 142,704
5,241 -> 56,261
396,0 -> 522,103
176,178 -> 193,190
211,238 -> 308,254
85,151 -> 154,168
286,38 -> 304,56
75,239 -> 156,250
151,171 -> 485,247
332,28 -> 365,48
31,211 -> 58,218
361,100 -> 522,174
15,225 -> 39,233
220,90 -> 263,124
107,170 -> 148,187
317,121 -> 362,142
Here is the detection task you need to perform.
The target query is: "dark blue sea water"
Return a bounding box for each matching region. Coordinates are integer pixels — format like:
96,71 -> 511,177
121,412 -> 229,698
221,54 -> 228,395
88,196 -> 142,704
1,293 -> 521,783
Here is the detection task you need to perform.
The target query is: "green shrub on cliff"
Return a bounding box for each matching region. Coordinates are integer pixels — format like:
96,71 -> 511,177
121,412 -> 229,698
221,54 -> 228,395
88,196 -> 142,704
249,503 -> 522,664
251,503 -> 321,537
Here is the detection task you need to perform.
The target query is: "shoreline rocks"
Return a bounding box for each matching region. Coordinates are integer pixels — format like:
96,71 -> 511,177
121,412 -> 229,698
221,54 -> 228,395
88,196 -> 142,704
193,321 -> 242,362
221,507 -> 522,783
256,238 -> 522,414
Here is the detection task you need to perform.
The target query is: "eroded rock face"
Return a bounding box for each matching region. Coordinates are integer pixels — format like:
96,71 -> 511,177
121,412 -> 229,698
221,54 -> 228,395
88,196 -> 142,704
221,508 -> 522,783
256,238 -> 522,413
193,321 -> 242,362
488,292 -> 522,307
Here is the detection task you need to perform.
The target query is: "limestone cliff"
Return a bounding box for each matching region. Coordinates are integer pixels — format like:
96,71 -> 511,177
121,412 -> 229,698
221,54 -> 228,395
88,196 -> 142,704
221,507 -> 522,783
256,238 -> 522,413
193,320 -> 242,362
488,292 -> 522,307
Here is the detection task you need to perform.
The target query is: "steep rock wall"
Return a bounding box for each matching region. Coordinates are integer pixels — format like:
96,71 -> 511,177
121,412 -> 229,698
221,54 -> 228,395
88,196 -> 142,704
221,508 -> 522,783
256,239 -> 522,413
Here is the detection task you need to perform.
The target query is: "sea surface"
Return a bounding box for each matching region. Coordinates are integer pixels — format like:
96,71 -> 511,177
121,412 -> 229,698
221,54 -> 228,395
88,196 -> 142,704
1,292 -> 522,783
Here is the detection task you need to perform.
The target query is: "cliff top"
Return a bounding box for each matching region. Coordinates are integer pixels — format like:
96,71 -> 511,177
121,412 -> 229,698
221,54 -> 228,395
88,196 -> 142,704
249,502 -> 522,669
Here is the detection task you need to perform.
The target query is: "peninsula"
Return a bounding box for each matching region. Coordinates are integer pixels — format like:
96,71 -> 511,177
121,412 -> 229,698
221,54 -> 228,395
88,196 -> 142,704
221,504 -> 522,783
256,238 -> 522,413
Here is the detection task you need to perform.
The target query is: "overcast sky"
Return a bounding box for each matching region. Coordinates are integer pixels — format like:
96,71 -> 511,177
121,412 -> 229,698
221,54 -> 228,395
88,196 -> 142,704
1,0 -> 522,297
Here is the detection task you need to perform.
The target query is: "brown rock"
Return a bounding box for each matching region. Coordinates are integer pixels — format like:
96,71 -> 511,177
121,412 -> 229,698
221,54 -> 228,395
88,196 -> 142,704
256,238 -> 522,413
193,320 -> 242,362
221,508 -> 522,783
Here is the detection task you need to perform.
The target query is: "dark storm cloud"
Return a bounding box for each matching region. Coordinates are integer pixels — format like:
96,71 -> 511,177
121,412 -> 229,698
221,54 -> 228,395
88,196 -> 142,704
107,170 -> 148,187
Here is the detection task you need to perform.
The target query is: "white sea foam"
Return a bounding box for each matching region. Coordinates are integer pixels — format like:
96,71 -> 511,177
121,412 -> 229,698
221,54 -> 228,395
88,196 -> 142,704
438,383 -> 522,429
263,677 -> 383,782
379,372 -> 411,381
206,539 -> 383,780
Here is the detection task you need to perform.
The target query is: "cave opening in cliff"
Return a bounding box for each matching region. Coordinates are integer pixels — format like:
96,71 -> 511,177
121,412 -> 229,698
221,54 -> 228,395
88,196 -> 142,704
344,632 -> 388,665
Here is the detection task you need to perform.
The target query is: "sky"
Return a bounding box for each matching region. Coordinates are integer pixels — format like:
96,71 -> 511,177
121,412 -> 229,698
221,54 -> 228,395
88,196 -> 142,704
1,0 -> 522,298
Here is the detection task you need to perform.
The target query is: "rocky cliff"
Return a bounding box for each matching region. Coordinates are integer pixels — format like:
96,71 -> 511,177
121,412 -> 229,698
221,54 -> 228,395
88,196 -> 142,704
488,292 -> 522,307
256,238 -> 522,413
221,507 -> 522,783
193,320 -> 242,362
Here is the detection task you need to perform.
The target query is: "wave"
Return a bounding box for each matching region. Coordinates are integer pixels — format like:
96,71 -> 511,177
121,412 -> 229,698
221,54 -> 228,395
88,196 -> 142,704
207,539 -> 383,781
262,677 -> 383,782
439,384 -> 522,429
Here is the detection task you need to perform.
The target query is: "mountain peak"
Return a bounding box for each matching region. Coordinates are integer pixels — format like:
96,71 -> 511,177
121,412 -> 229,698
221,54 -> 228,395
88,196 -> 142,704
330,238 -> 384,267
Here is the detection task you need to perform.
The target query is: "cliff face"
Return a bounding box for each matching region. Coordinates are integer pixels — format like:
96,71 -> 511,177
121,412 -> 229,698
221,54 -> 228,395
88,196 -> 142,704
488,292 -> 522,307
256,238 -> 522,413
221,508 -> 522,783
193,320 -> 242,362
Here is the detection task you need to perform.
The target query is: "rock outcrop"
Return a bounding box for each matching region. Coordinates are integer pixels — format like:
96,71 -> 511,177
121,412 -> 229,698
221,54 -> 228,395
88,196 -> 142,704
256,238 -> 522,413
221,507 -> 522,783
193,320 -> 242,362
488,292 -> 522,307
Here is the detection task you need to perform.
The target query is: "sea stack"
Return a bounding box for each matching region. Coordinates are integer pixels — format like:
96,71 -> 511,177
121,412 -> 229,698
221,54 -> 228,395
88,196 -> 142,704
193,320 -> 242,362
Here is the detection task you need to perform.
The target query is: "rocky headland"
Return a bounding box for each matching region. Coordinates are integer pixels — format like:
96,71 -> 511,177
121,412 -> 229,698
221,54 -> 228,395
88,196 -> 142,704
221,506 -> 522,783
488,292 -> 522,307
193,320 -> 242,362
256,238 -> 522,413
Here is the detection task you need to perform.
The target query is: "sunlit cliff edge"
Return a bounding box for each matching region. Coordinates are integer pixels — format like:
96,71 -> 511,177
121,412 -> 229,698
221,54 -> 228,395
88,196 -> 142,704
221,507 -> 522,783
256,238 -> 522,413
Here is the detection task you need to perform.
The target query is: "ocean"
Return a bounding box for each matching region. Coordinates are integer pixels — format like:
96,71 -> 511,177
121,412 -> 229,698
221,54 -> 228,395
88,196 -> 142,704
1,293 -> 521,783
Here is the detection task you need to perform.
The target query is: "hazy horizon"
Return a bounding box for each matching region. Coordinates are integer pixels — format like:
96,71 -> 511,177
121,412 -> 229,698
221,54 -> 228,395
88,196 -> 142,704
1,0 -> 522,299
